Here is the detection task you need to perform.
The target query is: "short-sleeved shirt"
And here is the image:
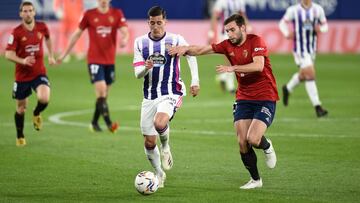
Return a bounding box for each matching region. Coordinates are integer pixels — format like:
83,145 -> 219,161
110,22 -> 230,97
212,34 -> 279,101
6,22 -> 49,82
79,8 -> 127,64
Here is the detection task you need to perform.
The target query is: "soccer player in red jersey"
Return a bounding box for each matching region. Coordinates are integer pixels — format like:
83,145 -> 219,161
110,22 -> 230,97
169,14 -> 278,189
5,1 -> 56,147
58,0 -> 129,133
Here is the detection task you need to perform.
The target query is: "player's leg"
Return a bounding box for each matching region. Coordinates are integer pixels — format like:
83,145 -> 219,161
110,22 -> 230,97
235,119 -> 263,189
300,60 -> 328,117
248,101 -> 277,169
13,81 -> 31,146
15,99 -> 28,147
141,99 -> 166,187
282,53 -> 303,106
233,101 -> 262,189
155,96 -> 181,170
33,78 -> 50,131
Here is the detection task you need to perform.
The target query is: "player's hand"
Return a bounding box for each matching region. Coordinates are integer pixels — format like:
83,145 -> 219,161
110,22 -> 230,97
315,25 -> 322,34
119,39 -> 127,48
56,54 -> 66,65
286,32 -> 294,39
145,59 -> 154,70
168,46 -> 187,56
216,65 -> 233,73
48,56 -> 56,66
23,56 -> 35,66
190,85 -> 200,97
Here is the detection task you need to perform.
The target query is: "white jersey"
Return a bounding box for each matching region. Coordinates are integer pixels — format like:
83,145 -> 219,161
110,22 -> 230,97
282,3 -> 327,55
133,32 -> 199,100
213,0 -> 246,34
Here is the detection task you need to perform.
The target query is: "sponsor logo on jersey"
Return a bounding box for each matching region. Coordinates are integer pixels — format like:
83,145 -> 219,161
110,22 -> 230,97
147,52 -> 167,67
21,36 -> 27,41
8,34 -> 14,44
96,26 -> 112,37
25,44 -> 40,54
254,47 -> 265,52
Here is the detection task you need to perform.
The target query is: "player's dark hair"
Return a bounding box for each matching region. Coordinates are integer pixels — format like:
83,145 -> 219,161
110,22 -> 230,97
148,6 -> 167,19
224,14 -> 245,27
19,1 -> 34,12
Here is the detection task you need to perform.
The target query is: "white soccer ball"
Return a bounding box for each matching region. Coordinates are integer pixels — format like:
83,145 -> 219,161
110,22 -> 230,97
134,171 -> 159,195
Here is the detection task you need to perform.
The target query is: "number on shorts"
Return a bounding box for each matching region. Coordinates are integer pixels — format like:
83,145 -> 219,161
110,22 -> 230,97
90,64 -> 100,74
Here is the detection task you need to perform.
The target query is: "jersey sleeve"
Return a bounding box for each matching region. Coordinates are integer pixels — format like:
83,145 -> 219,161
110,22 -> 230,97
251,36 -> 268,57
79,11 -> 89,30
177,34 -> 189,46
133,38 -> 145,67
211,40 -> 227,54
282,6 -> 294,22
43,23 -> 50,39
318,6 -> 327,24
5,30 -> 18,51
117,9 -> 128,28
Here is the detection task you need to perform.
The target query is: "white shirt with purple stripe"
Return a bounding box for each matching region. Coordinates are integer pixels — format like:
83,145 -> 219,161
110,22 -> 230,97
281,2 -> 328,56
133,32 -> 199,100
213,0 -> 246,35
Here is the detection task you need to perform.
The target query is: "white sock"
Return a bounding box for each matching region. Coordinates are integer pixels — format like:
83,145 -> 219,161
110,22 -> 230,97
159,126 -> 170,151
144,146 -> 162,174
286,73 -> 300,93
305,80 -> 321,106
225,72 -> 235,91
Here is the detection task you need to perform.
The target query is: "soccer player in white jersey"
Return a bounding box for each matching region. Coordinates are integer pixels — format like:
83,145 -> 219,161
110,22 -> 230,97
209,0 -> 250,93
133,6 -> 200,188
279,0 -> 328,117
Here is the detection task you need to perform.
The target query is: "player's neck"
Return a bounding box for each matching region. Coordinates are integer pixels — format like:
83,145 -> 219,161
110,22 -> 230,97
22,21 -> 35,31
98,6 -> 109,14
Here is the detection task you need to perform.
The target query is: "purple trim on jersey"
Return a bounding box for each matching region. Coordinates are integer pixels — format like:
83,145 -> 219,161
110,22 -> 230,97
305,9 -> 311,54
171,56 -> 182,96
292,19 -> 296,52
141,38 -> 149,99
297,9 -> 304,56
150,40 -> 161,99
161,37 -> 173,96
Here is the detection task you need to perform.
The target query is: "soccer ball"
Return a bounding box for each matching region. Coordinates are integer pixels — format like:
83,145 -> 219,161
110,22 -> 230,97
134,171 -> 159,195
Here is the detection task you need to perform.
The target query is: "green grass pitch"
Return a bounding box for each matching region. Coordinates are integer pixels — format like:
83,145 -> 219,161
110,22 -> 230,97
0,54 -> 359,202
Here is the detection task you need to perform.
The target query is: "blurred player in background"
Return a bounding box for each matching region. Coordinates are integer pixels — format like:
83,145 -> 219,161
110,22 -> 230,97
133,6 -> 200,188
58,0 -> 129,132
169,14 -> 277,189
5,1 -> 56,146
209,0 -> 250,93
279,0 -> 328,117
53,0 -> 85,62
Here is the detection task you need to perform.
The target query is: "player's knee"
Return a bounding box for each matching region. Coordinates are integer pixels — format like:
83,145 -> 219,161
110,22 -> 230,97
154,117 -> 168,131
144,139 -> 156,149
38,97 -> 49,104
247,135 -> 261,147
16,106 -> 27,114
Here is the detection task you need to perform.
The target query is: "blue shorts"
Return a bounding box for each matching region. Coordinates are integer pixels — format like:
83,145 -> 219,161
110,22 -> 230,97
87,64 -> 115,85
12,75 -> 50,100
233,100 -> 276,127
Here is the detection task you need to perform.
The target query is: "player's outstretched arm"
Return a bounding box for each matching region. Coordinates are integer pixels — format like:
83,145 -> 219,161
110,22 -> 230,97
57,28 -> 83,64
168,45 -> 214,56
119,26 -> 129,48
5,50 -> 35,66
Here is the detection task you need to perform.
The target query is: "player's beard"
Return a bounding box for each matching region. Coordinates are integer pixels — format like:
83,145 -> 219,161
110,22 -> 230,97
229,33 -> 243,45
24,17 -> 33,25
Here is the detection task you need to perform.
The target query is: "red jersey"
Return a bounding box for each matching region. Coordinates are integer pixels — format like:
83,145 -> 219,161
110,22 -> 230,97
6,22 -> 49,82
79,8 -> 127,64
212,34 -> 279,101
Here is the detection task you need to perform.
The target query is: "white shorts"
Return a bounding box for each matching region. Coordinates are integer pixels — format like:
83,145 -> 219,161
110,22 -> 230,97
293,52 -> 316,69
140,95 -> 183,135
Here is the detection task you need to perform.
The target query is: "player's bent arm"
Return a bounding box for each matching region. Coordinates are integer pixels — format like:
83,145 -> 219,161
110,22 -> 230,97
5,50 -> 33,66
45,37 -> 56,65
218,56 -> 264,73
134,65 -> 150,79
59,28 -> 83,61
279,19 -> 290,38
185,55 -> 200,87
119,26 -> 129,48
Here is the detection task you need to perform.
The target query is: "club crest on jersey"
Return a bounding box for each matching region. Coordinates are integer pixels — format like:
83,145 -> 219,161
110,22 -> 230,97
147,52 -> 167,68
37,32 -> 42,39
243,50 -> 248,58
94,18 -> 99,23
96,26 -> 112,37
21,36 -> 27,41
108,16 -> 114,23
